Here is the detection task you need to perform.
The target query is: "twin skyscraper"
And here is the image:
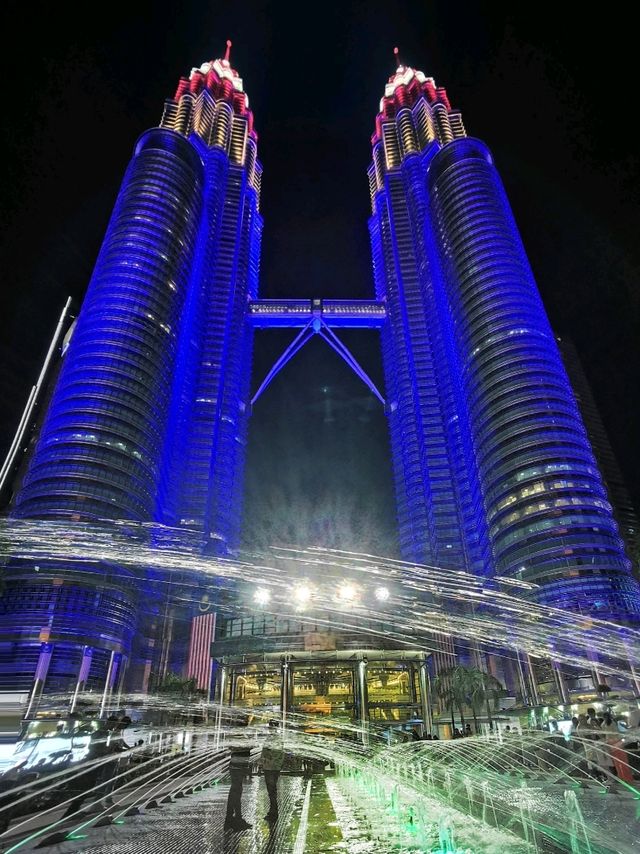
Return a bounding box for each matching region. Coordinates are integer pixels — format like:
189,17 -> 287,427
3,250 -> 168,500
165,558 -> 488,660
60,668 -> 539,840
2,46 -> 639,697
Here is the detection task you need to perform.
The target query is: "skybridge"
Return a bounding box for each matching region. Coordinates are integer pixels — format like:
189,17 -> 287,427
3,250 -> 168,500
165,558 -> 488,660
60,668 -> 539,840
247,299 -> 387,329
249,299 -> 388,408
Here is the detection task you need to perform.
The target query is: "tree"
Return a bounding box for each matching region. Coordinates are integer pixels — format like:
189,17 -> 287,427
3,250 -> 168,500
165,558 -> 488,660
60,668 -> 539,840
435,665 -> 505,735
433,670 -> 457,733
434,665 -> 475,733
469,668 -> 505,730
157,672 -> 202,698
465,667 -> 487,733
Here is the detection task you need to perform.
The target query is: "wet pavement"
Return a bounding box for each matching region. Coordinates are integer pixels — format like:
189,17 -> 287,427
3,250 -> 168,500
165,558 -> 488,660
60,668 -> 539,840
7,768 -> 640,853
40,774 -> 357,854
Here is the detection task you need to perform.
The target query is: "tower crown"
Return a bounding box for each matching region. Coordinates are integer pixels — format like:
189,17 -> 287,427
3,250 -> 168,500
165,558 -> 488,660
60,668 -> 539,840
176,54 -> 250,117
374,61 -> 454,142
170,43 -> 255,135
368,52 -> 466,207
159,43 -> 261,196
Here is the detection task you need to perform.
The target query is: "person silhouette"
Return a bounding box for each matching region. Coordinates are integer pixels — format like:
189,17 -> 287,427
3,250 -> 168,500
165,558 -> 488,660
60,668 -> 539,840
260,720 -> 285,822
224,744 -> 253,831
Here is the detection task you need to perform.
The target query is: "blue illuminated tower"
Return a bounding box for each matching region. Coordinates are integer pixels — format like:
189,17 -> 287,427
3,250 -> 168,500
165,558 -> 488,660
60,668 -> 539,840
2,45 -> 640,708
0,45 -> 262,695
156,47 -> 262,548
368,54 -> 640,621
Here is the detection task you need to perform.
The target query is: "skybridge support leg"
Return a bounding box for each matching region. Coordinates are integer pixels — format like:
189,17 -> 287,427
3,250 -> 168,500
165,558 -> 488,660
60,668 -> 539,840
251,322 -> 315,406
251,318 -> 385,408
319,324 -> 385,405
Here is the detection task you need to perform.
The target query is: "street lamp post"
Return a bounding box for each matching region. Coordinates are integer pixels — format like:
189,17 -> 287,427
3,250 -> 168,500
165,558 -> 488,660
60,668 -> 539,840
418,658 -> 433,737
357,657 -> 369,745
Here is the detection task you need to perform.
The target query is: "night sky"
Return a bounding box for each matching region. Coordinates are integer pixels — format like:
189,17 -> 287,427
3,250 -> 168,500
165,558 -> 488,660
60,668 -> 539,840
1,1 -> 638,552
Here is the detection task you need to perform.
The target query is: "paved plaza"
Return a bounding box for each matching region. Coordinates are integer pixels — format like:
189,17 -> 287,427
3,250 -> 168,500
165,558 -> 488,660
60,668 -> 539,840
33,774 -> 375,854
4,734 -> 640,854
4,769 -> 636,854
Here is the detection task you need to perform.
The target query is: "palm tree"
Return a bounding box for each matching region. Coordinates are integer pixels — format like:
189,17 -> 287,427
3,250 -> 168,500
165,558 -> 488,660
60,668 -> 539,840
433,670 -> 457,733
435,665 -> 473,733
465,667 -> 487,733
435,665 -> 505,735
470,669 -> 505,730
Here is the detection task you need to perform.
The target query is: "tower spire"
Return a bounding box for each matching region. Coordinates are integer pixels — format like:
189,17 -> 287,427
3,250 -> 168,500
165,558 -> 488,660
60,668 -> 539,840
393,46 -> 401,69
224,39 -> 232,63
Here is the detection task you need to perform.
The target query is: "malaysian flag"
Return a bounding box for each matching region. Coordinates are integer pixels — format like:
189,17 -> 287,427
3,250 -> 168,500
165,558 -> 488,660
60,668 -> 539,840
186,612 -> 216,692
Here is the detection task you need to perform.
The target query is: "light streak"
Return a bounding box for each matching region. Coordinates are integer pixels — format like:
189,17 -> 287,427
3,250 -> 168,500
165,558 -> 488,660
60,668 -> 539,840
1,518 -> 639,682
374,585 -> 390,602
253,586 -> 271,605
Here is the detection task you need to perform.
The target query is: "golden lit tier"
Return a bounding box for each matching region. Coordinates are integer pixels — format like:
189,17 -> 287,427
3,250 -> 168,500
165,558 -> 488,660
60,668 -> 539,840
159,43 -> 261,198
368,56 -> 467,206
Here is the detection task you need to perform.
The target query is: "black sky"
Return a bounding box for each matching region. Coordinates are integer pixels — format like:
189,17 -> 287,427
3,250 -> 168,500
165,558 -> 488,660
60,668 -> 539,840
1,1 -> 638,547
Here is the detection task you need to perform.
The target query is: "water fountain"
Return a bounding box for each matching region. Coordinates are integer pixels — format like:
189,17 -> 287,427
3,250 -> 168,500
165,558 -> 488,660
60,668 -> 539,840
1,712 -> 639,852
1,518 -> 640,851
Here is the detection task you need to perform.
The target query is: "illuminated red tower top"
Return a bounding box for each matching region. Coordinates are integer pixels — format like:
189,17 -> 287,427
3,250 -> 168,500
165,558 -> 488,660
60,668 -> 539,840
368,48 -> 466,205
159,40 -> 261,196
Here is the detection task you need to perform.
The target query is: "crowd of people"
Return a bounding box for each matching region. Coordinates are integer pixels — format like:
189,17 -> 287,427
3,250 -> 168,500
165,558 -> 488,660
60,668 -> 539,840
452,724 -> 473,739
565,706 -> 638,785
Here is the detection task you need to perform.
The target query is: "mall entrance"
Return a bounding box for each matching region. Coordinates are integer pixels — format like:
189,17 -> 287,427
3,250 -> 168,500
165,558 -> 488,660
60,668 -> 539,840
213,649 -> 432,735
